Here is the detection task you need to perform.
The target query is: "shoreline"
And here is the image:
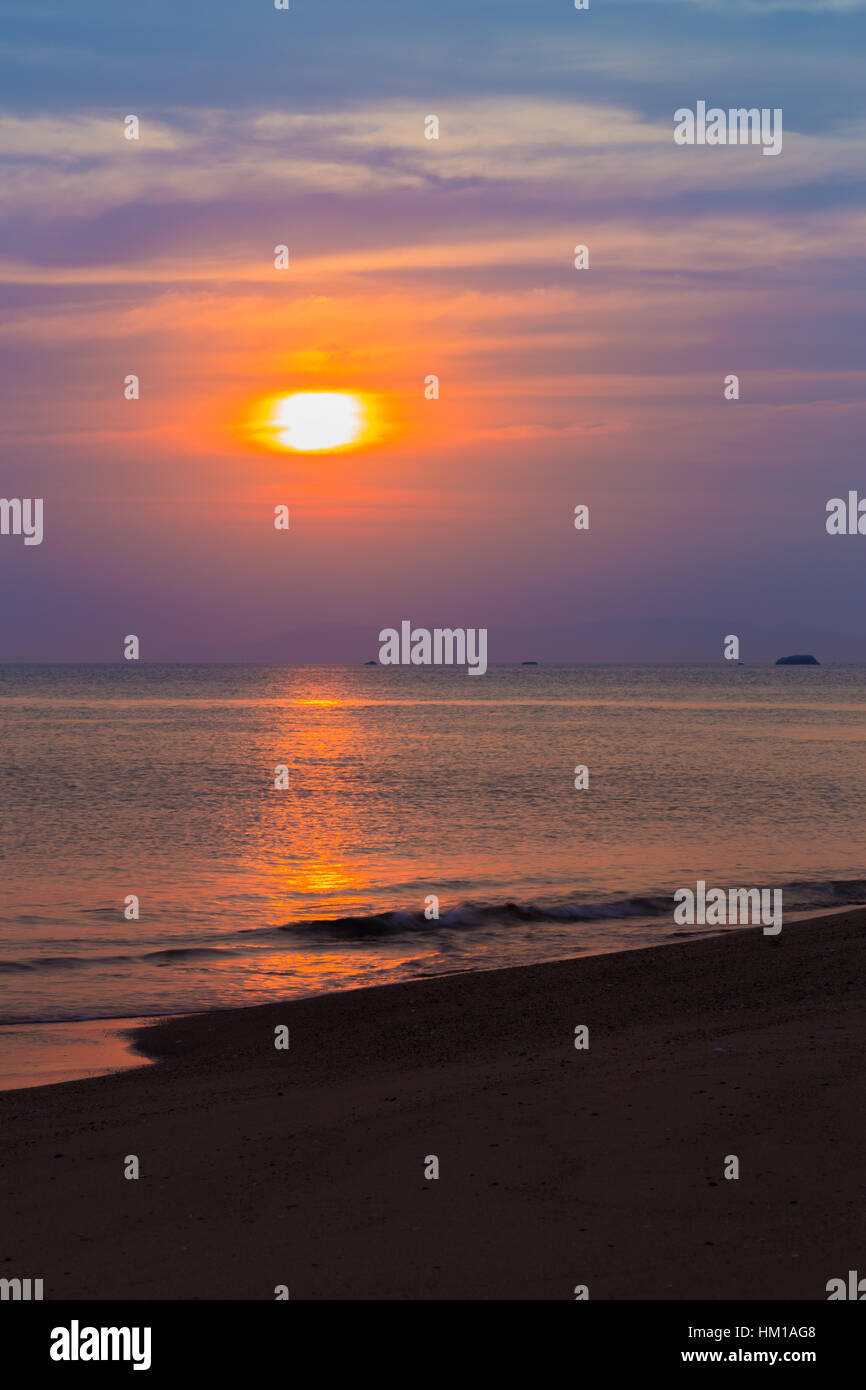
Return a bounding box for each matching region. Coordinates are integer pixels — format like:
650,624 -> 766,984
1,908 -> 864,1299
3,900 -> 861,1093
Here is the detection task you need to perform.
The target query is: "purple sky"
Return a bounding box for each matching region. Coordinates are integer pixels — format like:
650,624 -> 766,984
2,0 -> 866,662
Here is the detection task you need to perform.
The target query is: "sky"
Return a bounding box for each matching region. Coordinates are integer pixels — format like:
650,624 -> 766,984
2,0 -> 866,663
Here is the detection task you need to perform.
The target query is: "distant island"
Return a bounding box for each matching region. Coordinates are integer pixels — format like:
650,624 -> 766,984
521,660 -> 538,666
364,660 -> 377,665
776,654 -> 820,665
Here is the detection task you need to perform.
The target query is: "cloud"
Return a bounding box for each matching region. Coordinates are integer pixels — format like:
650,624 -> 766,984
0,114 -> 184,157
1,99 -> 865,234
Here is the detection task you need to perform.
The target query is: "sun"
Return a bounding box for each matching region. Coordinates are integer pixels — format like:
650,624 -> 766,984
270,392 -> 365,452
241,389 -> 388,454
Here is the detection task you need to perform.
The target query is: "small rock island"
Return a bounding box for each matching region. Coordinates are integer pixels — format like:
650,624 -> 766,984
775,654 -> 820,666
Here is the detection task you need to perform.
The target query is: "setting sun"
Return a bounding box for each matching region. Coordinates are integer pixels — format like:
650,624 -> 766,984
271,392 -> 365,452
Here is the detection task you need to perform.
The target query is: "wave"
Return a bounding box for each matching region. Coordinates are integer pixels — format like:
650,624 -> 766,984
0,946 -> 231,974
277,877 -> 866,940
277,896 -> 674,938
271,897 -> 674,939
2,878 -> 865,971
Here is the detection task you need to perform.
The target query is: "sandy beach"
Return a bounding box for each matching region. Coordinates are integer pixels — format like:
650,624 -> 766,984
1,911 -> 864,1301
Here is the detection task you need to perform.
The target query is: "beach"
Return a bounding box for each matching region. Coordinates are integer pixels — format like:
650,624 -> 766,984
1,910 -> 863,1301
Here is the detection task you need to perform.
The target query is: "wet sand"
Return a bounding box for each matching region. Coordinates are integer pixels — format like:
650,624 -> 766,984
0,1016 -> 156,1092
1,910 -> 864,1300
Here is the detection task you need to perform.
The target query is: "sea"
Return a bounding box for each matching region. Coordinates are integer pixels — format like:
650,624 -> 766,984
2,663 -> 865,1082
